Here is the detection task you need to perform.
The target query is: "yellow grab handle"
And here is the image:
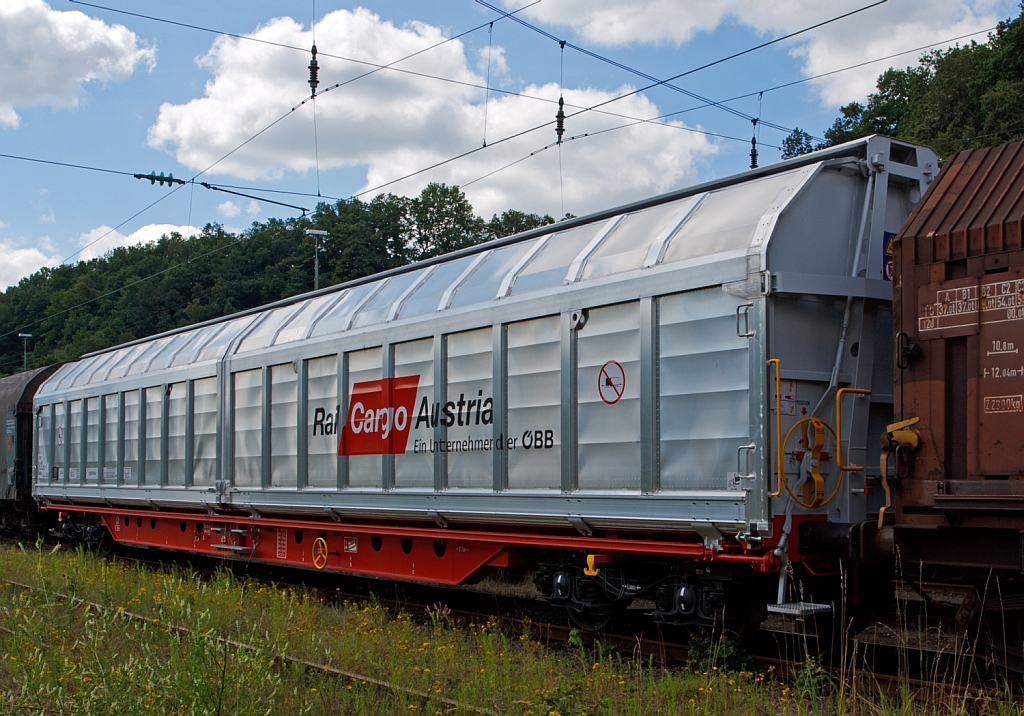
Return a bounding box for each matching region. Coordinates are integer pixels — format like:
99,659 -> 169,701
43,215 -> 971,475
768,359 -> 783,497
876,416 -> 920,528
836,387 -> 872,472
878,450 -> 891,529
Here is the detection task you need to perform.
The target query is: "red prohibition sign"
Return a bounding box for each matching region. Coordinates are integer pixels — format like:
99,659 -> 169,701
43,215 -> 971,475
598,360 -> 625,405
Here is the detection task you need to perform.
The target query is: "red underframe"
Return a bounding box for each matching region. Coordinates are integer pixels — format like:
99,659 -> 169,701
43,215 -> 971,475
44,504 -> 781,585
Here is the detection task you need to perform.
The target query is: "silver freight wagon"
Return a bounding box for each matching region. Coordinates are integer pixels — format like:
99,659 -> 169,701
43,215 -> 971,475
33,136 -> 936,554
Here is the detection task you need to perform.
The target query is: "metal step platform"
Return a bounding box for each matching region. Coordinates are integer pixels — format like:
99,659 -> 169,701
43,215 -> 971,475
767,602 -> 832,617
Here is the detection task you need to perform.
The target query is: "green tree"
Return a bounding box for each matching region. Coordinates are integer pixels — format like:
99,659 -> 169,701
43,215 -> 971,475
816,6 -> 1024,157
781,128 -> 818,159
822,66 -> 930,147
0,183 -> 560,374
410,183 -> 485,258
485,209 -> 555,239
311,194 -> 412,288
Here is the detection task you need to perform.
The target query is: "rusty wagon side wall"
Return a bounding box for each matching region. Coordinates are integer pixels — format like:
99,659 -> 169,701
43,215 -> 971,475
894,140 -> 1024,567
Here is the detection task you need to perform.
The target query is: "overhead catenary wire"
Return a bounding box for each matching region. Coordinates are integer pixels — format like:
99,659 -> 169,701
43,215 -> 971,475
370,17 -> 997,196
965,125 -> 1024,142
460,114 -> 770,191
722,26 -> 998,104
5,19 -> 983,221
482,22 -> 494,147
1,3 -> 489,290
12,0 -> 951,304
66,0 -> 796,157
477,0 -> 836,142
555,0 -> 889,139
309,0 -> 322,197
69,0 -> 540,75
67,0 -> 841,195
64,185 -> 187,266
3,5 -> 565,344
0,154 -> 310,264
65,0 -> 552,199
354,1 -> 881,198
0,226 -> 268,342
0,153 -> 342,201
557,40 -> 565,218
4,4 -> 977,347
462,104 -> 785,190
68,0 -> 986,191
579,25 -> 1000,132
68,0 -> 546,117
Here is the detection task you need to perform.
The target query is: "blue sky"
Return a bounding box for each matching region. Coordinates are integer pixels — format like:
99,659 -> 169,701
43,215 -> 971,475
0,0 -> 1015,289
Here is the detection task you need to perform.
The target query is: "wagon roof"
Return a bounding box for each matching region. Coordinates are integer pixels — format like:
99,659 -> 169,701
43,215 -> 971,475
0,365 -> 60,416
71,135 -> 915,372
898,140 -> 1024,265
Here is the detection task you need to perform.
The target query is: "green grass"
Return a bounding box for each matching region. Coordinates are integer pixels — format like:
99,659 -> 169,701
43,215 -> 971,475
0,541 -> 1018,715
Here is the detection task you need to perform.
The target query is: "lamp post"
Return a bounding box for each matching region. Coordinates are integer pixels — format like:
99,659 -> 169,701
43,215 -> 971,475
306,230 -> 329,290
17,333 -> 31,372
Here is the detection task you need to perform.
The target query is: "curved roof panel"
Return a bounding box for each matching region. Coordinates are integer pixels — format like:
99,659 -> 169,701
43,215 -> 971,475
451,241 -> 535,308
194,315 -> 258,363
660,171 -> 797,265
581,199 -> 691,281
396,256 -> 474,319
167,324 -> 225,368
236,301 -> 308,354
43,156 -> 827,391
351,272 -> 421,329
272,293 -> 342,346
510,222 -> 603,296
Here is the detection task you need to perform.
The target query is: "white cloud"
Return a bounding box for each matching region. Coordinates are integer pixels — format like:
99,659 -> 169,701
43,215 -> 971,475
0,242 -> 60,290
0,0 -> 156,128
501,0 -> 1013,105
364,82 -> 717,218
0,224 -> 199,289
147,8 -> 717,217
77,223 -> 199,261
36,234 -> 56,252
39,208 -> 54,223
476,45 -> 508,80
246,200 -> 261,217
0,219 -> 8,230
218,200 -> 241,218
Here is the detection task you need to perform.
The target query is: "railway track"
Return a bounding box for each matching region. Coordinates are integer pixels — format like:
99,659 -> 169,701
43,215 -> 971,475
6,533 -> 999,696
0,575 -> 500,716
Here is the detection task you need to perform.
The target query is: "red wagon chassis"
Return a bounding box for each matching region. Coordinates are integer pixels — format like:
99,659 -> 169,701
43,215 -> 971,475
43,503 -> 782,584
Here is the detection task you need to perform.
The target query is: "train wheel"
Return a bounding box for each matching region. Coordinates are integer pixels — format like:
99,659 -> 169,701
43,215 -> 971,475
977,603 -> 1024,676
568,606 -> 612,632
81,519 -> 113,555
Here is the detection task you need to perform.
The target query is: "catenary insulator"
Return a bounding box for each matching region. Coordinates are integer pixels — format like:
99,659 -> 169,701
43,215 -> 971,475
555,96 -> 565,144
308,44 -> 320,97
749,118 -> 759,169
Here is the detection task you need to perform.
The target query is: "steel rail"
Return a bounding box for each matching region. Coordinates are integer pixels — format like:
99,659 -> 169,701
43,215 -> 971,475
0,576 -> 498,715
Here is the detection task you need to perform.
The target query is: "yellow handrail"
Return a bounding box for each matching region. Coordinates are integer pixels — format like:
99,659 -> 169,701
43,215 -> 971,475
878,450 -> 891,529
835,388 -> 872,472
768,359 -> 783,497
